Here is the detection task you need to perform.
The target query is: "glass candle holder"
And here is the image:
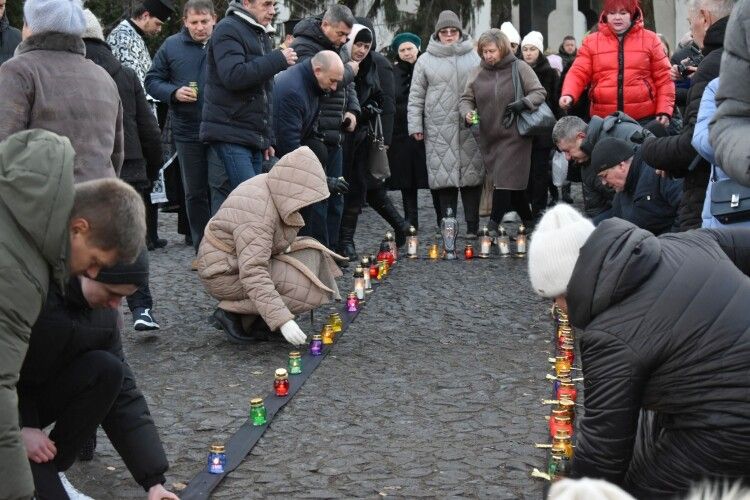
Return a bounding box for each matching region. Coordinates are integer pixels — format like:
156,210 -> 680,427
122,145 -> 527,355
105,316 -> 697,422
428,243 -> 439,260
554,356 -> 571,376
385,231 -> 398,262
441,207 -> 458,260
288,351 -> 302,374
250,398 -> 267,426
346,292 -> 359,312
369,262 -> 379,280
309,334 -> 323,356
464,244 -> 474,260
561,347 -> 575,365
479,226 -> 492,258
321,324 -> 335,345
558,383 -> 578,403
515,224 -> 527,257
552,430 -> 574,459
551,415 -> 573,438
207,444 -> 226,474
406,226 -> 418,258
360,257 -> 372,290
328,313 -> 343,333
497,225 -> 511,257
274,368 -> 289,397
353,266 -> 365,300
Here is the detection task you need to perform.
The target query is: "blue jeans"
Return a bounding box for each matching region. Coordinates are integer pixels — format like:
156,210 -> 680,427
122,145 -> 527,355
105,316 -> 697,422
209,142 -> 263,191
175,141 -> 211,251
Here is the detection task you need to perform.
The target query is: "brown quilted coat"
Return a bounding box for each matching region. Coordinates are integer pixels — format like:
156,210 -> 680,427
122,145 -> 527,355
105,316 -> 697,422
197,147 -> 342,330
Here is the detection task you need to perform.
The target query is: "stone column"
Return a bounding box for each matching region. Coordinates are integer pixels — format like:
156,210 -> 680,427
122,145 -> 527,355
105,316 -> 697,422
547,0 -> 587,50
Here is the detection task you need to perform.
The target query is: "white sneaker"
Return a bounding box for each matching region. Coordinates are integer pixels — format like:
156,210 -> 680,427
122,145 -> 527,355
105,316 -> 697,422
59,473 -> 95,500
501,211 -> 519,223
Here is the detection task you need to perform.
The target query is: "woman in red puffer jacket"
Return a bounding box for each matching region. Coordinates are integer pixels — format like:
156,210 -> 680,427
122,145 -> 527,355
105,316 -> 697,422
559,0 -> 674,125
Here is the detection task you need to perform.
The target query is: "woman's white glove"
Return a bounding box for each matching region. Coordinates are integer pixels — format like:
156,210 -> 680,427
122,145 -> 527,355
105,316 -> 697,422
280,320 -> 307,346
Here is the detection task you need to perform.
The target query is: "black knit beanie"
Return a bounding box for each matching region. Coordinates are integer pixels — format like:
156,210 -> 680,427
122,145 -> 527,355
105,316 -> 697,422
95,248 -> 149,287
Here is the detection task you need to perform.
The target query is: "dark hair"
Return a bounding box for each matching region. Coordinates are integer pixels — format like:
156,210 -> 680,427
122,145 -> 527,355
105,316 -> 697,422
563,35 -> 576,42
131,5 -> 148,19
183,0 -> 215,17
322,4 -> 356,29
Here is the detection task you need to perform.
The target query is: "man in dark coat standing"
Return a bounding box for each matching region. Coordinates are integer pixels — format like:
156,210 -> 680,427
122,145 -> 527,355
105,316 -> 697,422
291,5 -> 359,249
200,0 -> 297,198
640,0 -> 734,231
0,0 -> 21,65
146,0 -> 217,251
18,252 -> 178,499
82,9 -> 163,333
528,203 -> 750,498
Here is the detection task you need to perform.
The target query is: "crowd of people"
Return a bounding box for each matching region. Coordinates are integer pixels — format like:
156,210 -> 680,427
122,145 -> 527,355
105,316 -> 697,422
0,0 -> 750,497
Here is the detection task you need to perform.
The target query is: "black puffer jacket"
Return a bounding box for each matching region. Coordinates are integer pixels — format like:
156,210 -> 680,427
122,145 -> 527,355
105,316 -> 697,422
200,6 -> 288,150
640,16 -> 728,231
84,38 -> 162,185
18,280 -> 169,491
292,17 -> 360,147
0,12 -> 21,65
567,219 -> 750,498
530,54 -> 560,150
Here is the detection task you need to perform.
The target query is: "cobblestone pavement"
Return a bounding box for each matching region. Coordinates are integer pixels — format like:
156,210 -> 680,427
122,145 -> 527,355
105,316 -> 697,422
64,189 -> 573,499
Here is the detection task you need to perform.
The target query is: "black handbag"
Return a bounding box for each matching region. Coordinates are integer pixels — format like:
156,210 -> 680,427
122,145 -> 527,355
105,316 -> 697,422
511,60 -> 557,136
367,114 -> 391,181
710,166 -> 750,223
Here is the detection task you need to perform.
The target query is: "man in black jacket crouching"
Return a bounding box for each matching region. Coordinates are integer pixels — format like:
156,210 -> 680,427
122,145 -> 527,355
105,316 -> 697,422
18,251 -> 178,499
527,203 -> 750,498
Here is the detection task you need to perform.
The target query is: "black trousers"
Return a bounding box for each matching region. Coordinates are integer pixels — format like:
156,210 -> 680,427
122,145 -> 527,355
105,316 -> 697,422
528,147 -> 552,221
401,189 -> 442,230
490,189 -> 532,225
28,351 -> 124,499
435,185 -> 482,234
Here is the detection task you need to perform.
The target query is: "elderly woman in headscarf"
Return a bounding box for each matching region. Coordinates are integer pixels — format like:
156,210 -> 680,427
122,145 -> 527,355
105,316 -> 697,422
386,32 -> 440,232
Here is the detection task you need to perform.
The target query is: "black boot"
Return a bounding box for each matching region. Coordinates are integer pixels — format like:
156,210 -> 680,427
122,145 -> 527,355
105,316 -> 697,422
561,182 -> 574,204
402,189 -> 419,230
337,209 -> 359,262
371,190 -> 410,247
213,308 -> 253,344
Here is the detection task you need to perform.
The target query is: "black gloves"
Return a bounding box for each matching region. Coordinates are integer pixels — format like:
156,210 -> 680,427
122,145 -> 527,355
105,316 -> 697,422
327,176 -> 349,195
506,99 -> 527,113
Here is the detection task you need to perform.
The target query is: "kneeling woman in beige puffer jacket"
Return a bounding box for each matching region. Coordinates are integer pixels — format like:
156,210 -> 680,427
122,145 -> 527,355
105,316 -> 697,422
197,146 -> 344,346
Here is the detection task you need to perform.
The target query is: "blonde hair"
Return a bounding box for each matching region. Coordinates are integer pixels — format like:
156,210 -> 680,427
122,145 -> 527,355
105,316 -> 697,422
476,29 -> 511,60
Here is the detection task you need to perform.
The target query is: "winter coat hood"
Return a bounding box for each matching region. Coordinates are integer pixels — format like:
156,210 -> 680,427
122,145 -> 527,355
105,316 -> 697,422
567,218 -> 660,329
0,130 -> 74,288
480,51 -> 515,70
425,34 -> 475,59
16,31 -> 85,57
266,146 -> 330,226
292,16 -> 335,51
344,24 -> 373,60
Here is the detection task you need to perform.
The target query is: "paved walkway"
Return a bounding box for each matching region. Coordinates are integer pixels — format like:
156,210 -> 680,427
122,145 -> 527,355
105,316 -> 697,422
66,191 -> 555,498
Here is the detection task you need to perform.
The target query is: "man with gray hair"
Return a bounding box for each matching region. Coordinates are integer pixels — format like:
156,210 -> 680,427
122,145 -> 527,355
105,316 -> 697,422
552,113 -> 652,218
290,4 -> 360,250
641,0 -> 736,231
0,130 -> 146,500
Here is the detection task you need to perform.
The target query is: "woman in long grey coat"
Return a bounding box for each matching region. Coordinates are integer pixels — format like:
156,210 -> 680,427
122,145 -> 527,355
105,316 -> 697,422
460,29 -> 546,229
407,10 -> 484,237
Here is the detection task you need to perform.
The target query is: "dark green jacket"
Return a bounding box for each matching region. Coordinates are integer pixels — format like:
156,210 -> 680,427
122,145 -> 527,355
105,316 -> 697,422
0,130 -> 74,500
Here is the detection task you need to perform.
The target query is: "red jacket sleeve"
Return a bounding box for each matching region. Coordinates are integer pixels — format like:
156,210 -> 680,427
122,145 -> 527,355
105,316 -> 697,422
561,36 -> 594,103
648,34 -> 675,117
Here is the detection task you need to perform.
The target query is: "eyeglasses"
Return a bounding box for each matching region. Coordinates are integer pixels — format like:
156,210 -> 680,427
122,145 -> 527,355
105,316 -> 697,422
439,28 -> 459,35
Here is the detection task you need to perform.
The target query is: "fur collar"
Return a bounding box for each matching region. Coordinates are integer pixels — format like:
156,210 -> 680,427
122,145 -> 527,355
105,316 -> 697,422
16,32 -> 85,56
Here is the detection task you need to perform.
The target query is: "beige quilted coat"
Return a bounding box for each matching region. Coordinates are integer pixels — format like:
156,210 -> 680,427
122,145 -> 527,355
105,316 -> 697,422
196,147 -> 343,330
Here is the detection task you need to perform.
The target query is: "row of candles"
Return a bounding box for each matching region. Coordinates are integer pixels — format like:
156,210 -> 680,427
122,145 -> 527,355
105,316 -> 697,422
206,235 -> 404,474
405,224 -> 528,260
532,306 -> 580,482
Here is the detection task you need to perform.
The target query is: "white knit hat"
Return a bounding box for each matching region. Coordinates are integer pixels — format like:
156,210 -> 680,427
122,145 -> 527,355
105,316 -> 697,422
500,22 -> 521,45
528,204 -> 595,298
521,30 -> 544,54
24,0 -> 86,36
81,9 -> 104,41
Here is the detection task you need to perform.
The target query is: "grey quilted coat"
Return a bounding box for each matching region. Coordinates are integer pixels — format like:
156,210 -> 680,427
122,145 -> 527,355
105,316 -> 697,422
196,147 -> 343,330
407,35 -> 484,190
